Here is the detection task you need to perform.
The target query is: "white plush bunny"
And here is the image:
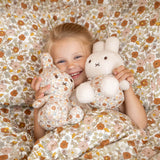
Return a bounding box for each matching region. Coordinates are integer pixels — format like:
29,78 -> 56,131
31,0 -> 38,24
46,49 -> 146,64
76,37 -> 130,110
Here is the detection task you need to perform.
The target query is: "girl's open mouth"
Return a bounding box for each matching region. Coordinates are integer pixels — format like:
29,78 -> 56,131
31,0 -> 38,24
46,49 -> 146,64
70,71 -> 82,79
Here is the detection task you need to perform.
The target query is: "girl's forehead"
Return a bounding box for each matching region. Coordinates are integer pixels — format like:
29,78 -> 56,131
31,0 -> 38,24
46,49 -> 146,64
50,37 -> 90,57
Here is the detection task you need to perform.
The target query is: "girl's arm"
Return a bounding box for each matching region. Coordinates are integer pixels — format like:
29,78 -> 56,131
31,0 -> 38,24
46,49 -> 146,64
122,86 -> 147,129
113,66 -> 147,129
31,77 -> 50,141
34,108 -> 45,141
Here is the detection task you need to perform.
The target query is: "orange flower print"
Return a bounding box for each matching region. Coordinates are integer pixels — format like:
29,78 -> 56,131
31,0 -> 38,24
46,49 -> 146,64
155,134 -> 160,138
138,6 -> 145,14
53,15 -> 57,21
0,108 -> 9,113
1,128 -> 9,133
154,1 -> 160,9
31,55 -> 38,61
21,135 -> 27,141
11,75 -> 19,81
84,152 -> 93,159
121,20 -> 128,27
150,18 -> 156,26
131,35 -> 137,42
0,31 -> 6,36
21,3 -> 27,9
86,1 -> 91,5
24,109 -> 31,115
19,34 -> 26,40
100,139 -> 110,147
10,90 -> 18,96
153,60 -> 160,68
98,0 -> 104,4
123,152 -> 131,159
56,127 -> 63,134
97,122 -> 105,130
100,24 -> 106,30
127,140 -> 135,146
120,117 -> 126,121
3,118 -> 10,123
146,36 -> 154,43
132,51 -> 138,58
72,123 -> 79,128
139,20 -> 146,26
0,155 -> 8,159
27,78 -> 32,84
137,67 -> 144,73
40,18 -> 45,24
33,5 -> 38,11
60,140 -> 68,149
98,12 -> 103,18
19,122 -> 25,128
32,24 -> 38,30
0,38 -> 2,43
115,11 -> 120,17
85,22 -> 89,29
18,20 -> 25,26
70,17 -> 75,23
17,55 -> 24,61
50,0 -> 58,2
154,98 -> 160,104
0,51 -> 4,58
104,156 -> 111,160
13,47 -> 19,53
141,79 -> 148,86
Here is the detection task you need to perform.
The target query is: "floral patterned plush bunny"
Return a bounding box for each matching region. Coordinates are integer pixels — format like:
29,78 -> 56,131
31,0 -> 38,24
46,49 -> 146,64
76,37 -> 130,111
32,53 -> 84,130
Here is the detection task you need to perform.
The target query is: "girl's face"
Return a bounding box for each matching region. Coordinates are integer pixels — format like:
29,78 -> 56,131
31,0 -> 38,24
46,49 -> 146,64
50,37 -> 90,87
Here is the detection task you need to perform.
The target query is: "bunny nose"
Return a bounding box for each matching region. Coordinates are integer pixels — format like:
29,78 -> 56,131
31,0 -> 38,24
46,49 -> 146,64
95,63 -> 100,67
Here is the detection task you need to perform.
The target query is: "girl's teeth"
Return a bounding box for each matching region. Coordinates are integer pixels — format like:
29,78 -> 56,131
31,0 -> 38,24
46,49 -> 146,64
71,72 -> 80,76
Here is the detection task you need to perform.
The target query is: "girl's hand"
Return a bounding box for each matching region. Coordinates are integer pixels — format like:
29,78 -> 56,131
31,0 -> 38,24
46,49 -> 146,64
31,77 -> 50,100
113,65 -> 134,85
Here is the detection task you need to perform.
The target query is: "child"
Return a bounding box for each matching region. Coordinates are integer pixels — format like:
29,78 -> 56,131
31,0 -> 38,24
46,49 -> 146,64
31,23 -> 147,141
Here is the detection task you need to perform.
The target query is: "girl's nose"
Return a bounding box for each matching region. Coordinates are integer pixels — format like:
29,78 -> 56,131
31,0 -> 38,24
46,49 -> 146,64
67,61 -> 75,69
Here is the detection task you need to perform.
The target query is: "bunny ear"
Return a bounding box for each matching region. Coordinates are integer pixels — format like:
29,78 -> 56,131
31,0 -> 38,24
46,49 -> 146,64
105,37 -> 120,53
93,41 -> 105,53
40,52 -> 54,68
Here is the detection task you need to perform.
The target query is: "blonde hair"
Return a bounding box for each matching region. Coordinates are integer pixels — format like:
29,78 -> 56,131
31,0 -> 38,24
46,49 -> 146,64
45,23 -> 94,54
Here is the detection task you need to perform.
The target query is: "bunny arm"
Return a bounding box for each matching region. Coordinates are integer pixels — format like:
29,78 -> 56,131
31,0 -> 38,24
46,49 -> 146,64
32,95 -> 51,108
101,75 -> 120,97
76,81 -> 95,103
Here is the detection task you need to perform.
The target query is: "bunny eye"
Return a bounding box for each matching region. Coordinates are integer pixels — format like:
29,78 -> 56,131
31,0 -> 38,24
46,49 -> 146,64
104,56 -> 107,60
88,60 -> 91,63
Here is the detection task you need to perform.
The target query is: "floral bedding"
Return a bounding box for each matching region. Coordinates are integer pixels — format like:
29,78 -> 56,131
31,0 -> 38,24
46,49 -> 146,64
0,0 -> 160,160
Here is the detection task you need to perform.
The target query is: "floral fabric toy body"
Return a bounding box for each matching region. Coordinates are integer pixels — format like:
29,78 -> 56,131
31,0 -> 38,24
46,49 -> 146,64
76,37 -> 130,111
32,53 -> 84,130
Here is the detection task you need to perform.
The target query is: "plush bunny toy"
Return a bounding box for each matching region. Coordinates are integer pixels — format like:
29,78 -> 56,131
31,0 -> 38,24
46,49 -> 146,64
76,37 -> 130,111
32,53 -> 84,130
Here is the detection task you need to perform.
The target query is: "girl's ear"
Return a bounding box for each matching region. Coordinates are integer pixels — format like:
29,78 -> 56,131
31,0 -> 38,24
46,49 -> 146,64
105,37 -> 120,53
40,52 -> 53,68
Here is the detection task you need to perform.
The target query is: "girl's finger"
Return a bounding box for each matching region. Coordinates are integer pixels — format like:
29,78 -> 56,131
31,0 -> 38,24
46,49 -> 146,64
31,77 -> 37,90
35,93 -> 44,100
34,77 -> 42,91
39,85 -> 50,93
127,76 -> 134,84
114,68 -> 131,80
113,65 -> 125,75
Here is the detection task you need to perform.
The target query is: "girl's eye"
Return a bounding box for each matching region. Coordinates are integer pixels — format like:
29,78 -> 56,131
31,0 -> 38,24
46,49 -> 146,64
57,60 -> 65,64
75,55 -> 82,59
